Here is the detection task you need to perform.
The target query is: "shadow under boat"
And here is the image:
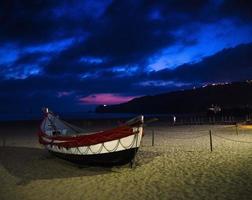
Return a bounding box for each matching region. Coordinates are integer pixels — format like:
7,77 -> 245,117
0,146 -> 112,184
0,146 -> 160,184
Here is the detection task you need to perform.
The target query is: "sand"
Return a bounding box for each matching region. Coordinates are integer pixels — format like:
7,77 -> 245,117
0,121 -> 251,200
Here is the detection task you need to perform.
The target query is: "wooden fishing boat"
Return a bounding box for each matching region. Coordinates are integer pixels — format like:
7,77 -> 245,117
38,108 -> 144,166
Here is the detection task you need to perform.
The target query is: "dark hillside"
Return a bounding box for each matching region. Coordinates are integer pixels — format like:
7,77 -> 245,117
96,81 -> 252,115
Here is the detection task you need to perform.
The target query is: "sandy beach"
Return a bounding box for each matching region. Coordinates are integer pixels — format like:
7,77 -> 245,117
0,120 -> 251,200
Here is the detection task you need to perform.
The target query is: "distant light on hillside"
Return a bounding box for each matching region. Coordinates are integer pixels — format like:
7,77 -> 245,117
202,82 -> 230,88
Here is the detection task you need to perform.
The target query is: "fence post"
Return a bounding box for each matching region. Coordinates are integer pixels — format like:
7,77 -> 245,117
209,130 -> 213,152
152,130 -> 155,146
2,135 -> 6,147
235,123 -> 238,136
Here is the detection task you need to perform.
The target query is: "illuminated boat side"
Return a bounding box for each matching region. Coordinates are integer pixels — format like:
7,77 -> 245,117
38,109 -> 144,166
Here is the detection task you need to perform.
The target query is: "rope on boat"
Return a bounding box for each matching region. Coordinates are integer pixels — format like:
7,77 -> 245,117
47,115 -> 58,132
84,142 -> 105,154
61,120 -> 86,133
78,145 -> 90,154
80,132 -> 139,154
102,139 -> 121,153
45,112 -> 86,134
118,133 -> 138,149
44,130 -> 140,153
48,131 -> 141,155
42,112 -> 143,155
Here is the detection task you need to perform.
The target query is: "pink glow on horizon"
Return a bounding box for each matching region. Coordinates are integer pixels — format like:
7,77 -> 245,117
79,93 -> 139,105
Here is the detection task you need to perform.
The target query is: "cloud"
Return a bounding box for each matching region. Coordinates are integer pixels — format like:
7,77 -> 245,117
0,0 -> 252,113
41,0 -> 213,76
153,43 -> 252,83
0,0 -> 111,45
0,43 -> 252,113
220,0 -> 252,22
40,0 -> 252,77
0,0 -> 58,44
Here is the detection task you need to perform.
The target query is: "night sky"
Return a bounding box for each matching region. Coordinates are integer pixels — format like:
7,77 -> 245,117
1,0 -> 252,113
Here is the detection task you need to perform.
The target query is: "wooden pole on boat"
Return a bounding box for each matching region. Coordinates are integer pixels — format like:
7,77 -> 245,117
130,133 -> 139,168
152,130 -> 155,146
209,130 -> 213,152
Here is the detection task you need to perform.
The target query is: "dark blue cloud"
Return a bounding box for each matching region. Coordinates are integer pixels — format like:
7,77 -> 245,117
0,0 -> 252,113
152,43 -> 252,83
0,0 -> 110,45
220,0 -> 252,22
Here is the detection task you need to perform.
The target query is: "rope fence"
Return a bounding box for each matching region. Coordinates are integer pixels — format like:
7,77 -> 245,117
146,125 -> 252,151
212,133 -> 252,144
152,131 -> 209,140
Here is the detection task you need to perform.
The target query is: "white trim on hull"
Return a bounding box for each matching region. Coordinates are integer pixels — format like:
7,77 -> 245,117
44,127 -> 143,155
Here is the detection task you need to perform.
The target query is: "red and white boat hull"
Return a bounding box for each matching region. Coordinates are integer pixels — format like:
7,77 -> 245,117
38,111 -> 144,166
45,127 -> 143,155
